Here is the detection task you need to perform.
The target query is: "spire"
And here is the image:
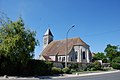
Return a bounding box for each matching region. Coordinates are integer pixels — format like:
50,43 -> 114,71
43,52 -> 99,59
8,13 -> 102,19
43,28 -> 54,49
44,28 -> 53,37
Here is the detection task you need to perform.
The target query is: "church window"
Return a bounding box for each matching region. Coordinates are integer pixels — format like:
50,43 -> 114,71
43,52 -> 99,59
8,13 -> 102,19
71,57 -> 73,61
44,38 -> 47,44
75,51 -> 77,59
83,51 -> 86,59
62,57 -> 65,62
59,57 -> 61,61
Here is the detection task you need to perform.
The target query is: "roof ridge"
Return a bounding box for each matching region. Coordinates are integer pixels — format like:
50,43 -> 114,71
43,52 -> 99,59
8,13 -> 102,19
52,37 -> 80,41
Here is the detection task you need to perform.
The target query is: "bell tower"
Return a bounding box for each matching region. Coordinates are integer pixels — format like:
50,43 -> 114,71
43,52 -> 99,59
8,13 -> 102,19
43,28 -> 53,49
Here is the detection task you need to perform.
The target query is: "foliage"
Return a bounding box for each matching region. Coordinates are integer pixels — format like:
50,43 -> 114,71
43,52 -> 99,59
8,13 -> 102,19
68,62 -> 78,70
87,61 -> 102,71
70,69 -> 76,73
62,67 -> 71,74
27,60 -> 53,76
93,61 -> 102,70
86,63 -> 94,71
104,44 -> 120,62
0,59 -> 53,76
0,13 -> 38,64
93,52 -> 107,63
111,57 -> 120,70
52,67 -> 62,74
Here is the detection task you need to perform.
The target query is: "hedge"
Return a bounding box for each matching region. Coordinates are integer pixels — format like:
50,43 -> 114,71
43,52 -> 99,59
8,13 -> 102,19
0,59 -> 53,76
111,57 -> 120,70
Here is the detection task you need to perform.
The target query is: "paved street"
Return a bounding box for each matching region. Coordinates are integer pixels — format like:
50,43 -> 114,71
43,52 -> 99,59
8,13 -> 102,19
54,71 -> 120,80
0,71 -> 120,80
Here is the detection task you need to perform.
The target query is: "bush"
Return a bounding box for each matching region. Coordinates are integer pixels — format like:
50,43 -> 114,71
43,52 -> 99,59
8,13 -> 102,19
111,57 -> 120,70
68,63 -> 78,70
87,61 -> 102,71
52,67 -> 62,74
111,63 -> 120,69
86,63 -> 94,71
90,68 -> 96,71
93,61 -> 102,70
26,60 -> 52,76
0,59 -> 53,76
62,67 -> 71,74
70,69 -> 76,73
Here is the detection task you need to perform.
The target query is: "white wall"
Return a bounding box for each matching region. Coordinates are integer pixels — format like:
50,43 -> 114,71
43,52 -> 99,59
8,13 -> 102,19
68,49 -> 77,62
74,45 -> 90,63
41,45 -> 91,63
39,55 -> 45,60
49,56 -> 56,61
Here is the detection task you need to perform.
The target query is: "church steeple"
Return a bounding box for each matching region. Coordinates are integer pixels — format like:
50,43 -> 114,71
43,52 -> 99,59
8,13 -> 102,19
44,28 -> 53,37
43,28 -> 53,49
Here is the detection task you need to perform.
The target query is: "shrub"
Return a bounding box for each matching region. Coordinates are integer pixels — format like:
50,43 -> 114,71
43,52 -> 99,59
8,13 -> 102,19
68,63 -> 78,70
62,67 -> 71,74
0,59 -> 53,76
93,61 -> 102,70
27,60 -> 53,76
87,61 -> 101,71
52,67 -> 62,74
111,57 -> 120,70
111,63 -> 120,69
90,68 -> 96,71
86,63 -> 94,71
70,69 -> 76,73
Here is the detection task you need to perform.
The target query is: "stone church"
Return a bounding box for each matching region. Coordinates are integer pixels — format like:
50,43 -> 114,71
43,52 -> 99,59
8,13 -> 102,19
39,28 -> 92,63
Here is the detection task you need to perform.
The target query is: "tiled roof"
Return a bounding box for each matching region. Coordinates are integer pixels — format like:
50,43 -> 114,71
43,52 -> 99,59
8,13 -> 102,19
43,55 -> 52,61
41,37 -> 89,56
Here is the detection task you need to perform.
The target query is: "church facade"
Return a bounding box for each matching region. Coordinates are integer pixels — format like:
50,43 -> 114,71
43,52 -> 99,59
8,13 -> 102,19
39,28 -> 92,63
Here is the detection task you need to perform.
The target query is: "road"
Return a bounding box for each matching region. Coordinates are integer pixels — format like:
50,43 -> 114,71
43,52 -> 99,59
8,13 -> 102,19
53,71 -> 120,80
1,71 -> 120,80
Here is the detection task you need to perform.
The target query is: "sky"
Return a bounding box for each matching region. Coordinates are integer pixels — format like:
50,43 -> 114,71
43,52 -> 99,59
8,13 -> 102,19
0,0 -> 120,59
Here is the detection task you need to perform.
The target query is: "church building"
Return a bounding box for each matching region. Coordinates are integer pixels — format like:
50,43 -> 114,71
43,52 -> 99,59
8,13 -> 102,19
39,28 -> 92,63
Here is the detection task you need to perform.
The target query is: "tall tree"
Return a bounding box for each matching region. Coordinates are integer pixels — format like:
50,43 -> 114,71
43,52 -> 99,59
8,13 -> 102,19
93,52 -> 107,63
0,14 -> 38,64
104,44 -> 120,62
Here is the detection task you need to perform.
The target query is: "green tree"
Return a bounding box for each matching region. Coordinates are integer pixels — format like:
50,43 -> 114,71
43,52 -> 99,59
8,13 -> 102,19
93,52 -> 107,63
0,14 -> 38,64
111,57 -> 120,70
104,44 -> 120,62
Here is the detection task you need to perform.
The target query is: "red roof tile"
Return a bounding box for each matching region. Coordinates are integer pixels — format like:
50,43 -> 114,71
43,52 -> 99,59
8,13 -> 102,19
41,37 -> 89,56
43,55 -> 52,61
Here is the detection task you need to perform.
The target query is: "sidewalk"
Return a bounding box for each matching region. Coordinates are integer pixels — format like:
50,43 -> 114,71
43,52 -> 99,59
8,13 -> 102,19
36,70 -> 120,79
53,70 -> 120,79
0,70 -> 120,79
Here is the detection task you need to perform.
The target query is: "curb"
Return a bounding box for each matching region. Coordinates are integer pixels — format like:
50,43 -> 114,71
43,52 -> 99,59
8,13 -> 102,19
52,70 -> 120,79
78,70 -> 120,77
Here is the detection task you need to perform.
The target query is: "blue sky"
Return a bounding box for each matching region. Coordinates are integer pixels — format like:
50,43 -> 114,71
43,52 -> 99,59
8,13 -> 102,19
0,0 -> 120,59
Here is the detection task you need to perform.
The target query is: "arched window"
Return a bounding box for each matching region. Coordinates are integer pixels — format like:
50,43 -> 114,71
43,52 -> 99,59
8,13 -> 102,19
75,51 -> 78,59
83,51 -> 86,59
59,57 -> 61,61
62,57 -> 65,62
71,57 -> 73,61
